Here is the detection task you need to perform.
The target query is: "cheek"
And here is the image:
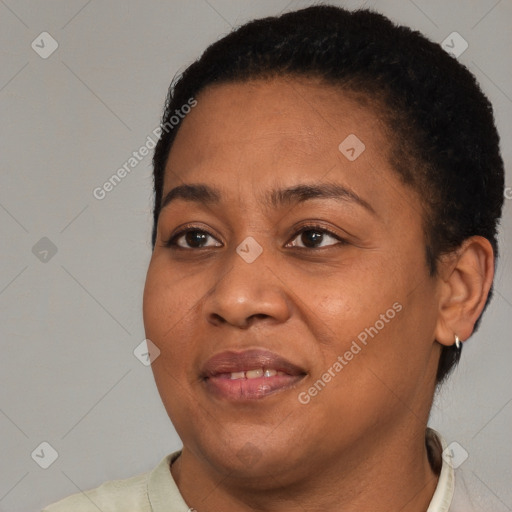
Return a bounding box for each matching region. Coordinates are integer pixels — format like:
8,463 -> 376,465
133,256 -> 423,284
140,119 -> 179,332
309,262 -> 397,336
143,262 -> 204,423
307,256 -> 428,377
320,278 -> 437,416
142,260 -> 204,364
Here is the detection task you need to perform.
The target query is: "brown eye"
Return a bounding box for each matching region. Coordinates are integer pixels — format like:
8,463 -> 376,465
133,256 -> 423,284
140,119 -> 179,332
182,230 -> 209,248
163,228 -> 222,249
299,230 -> 325,248
286,226 -> 346,249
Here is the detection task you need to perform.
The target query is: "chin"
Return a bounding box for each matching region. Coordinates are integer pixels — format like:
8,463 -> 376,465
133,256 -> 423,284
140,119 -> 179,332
195,431 -> 309,485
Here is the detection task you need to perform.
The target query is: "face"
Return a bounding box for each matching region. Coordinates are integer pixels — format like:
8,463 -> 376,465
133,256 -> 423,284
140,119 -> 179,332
143,77 -> 442,484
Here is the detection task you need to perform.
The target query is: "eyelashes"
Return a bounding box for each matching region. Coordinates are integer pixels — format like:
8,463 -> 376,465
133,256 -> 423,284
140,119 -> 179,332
162,223 -> 348,251
285,224 -> 347,249
163,226 -> 220,250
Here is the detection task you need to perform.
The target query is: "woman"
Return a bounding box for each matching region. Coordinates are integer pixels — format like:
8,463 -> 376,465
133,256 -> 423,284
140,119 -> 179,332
43,4 -> 505,511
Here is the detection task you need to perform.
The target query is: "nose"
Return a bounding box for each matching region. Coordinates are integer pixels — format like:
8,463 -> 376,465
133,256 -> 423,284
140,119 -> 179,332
203,246 -> 292,329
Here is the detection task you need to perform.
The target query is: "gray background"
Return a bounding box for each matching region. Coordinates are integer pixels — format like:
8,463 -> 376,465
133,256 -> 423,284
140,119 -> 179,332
0,1 -> 510,511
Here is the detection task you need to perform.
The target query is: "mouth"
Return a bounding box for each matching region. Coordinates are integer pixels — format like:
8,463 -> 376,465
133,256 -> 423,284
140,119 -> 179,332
201,349 -> 307,401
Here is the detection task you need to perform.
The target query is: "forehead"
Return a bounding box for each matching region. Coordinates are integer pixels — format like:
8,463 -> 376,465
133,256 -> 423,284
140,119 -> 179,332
158,78 -> 426,245
166,77 -> 391,182
159,77 -> 423,228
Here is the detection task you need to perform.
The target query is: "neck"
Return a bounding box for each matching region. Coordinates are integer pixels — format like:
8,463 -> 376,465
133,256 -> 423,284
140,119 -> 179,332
171,427 -> 440,512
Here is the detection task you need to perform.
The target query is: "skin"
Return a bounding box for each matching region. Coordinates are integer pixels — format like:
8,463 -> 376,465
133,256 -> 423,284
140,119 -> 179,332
142,77 -> 494,512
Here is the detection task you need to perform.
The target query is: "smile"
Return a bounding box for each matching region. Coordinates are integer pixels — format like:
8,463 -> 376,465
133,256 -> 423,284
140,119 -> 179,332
201,349 -> 307,400
221,368 -> 284,379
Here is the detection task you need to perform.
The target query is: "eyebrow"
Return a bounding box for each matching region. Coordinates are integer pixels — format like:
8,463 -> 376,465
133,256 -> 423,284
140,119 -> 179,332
160,182 -> 376,215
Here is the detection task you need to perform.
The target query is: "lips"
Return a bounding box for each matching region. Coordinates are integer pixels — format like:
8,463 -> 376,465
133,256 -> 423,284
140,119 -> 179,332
201,349 -> 307,400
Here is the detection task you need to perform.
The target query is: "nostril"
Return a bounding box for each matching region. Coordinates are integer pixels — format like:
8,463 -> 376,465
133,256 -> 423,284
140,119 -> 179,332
209,313 -> 227,325
247,313 -> 271,324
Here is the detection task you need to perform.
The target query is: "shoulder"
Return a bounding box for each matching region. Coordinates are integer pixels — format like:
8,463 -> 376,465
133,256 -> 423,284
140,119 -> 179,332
42,473 -> 148,512
427,428 -> 509,512
42,454 -> 176,512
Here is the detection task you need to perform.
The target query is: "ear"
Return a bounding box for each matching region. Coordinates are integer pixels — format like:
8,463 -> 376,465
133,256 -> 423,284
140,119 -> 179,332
434,236 -> 495,347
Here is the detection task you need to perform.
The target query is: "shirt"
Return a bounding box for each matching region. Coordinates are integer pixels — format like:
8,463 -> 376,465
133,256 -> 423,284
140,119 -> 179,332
41,430 -> 492,511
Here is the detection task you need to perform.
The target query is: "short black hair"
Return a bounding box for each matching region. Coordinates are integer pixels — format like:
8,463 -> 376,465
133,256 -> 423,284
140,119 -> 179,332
151,5 -> 504,384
